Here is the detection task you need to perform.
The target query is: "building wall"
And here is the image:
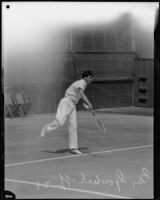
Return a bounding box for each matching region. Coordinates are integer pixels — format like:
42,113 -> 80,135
5,52 -> 137,114
4,13 -> 153,114
134,59 -> 154,107
4,53 -> 153,114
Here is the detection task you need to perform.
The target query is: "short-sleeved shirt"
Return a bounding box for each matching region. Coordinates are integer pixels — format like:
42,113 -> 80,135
65,79 -> 87,104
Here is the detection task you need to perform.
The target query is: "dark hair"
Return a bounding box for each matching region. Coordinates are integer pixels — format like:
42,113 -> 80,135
82,70 -> 93,78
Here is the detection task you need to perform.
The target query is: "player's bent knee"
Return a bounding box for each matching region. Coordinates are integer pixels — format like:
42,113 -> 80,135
55,119 -> 65,127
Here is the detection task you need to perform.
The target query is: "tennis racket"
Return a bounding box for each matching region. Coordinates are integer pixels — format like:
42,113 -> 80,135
83,103 -> 106,131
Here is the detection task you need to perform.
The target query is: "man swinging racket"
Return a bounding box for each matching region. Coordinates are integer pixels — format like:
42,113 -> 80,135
40,70 -> 94,154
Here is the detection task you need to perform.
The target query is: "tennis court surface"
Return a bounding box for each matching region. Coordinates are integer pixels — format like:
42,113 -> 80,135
5,107 -> 153,199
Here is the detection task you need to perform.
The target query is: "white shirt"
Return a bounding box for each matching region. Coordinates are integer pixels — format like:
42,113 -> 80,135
65,79 -> 87,104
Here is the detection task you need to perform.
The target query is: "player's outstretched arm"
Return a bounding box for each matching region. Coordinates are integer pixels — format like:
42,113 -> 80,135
78,88 -> 93,110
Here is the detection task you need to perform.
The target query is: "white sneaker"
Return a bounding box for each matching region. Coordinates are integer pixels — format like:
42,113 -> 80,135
40,125 -> 47,138
69,149 -> 82,154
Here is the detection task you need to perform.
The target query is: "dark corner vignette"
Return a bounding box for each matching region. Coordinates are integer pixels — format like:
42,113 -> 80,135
154,4 -> 160,200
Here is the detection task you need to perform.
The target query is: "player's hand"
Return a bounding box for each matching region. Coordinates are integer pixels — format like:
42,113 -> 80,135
88,103 -> 93,110
83,103 -> 95,116
83,103 -> 89,109
83,103 -> 93,110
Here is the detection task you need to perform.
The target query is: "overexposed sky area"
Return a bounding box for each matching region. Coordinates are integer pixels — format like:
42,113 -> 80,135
3,2 -> 159,29
2,2 -> 159,56
2,2 -> 159,83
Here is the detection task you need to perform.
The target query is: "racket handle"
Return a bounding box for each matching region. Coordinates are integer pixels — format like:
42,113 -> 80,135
90,109 -> 96,116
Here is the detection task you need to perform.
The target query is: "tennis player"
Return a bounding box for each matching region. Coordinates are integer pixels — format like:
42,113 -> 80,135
40,70 -> 93,154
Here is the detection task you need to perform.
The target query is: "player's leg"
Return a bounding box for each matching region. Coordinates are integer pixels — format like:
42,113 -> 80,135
41,98 -> 72,137
68,108 -> 82,154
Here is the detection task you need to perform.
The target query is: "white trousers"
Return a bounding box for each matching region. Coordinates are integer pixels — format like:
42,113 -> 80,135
46,97 -> 77,149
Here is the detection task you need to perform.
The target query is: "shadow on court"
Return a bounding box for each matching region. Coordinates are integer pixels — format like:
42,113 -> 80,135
42,147 -> 89,154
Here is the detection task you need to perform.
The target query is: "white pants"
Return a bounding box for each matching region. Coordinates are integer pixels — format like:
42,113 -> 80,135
46,97 -> 77,149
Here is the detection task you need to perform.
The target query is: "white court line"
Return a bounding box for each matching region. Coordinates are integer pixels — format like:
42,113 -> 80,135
95,106 -> 135,111
5,178 -> 130,199
5,144 -> 153,167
